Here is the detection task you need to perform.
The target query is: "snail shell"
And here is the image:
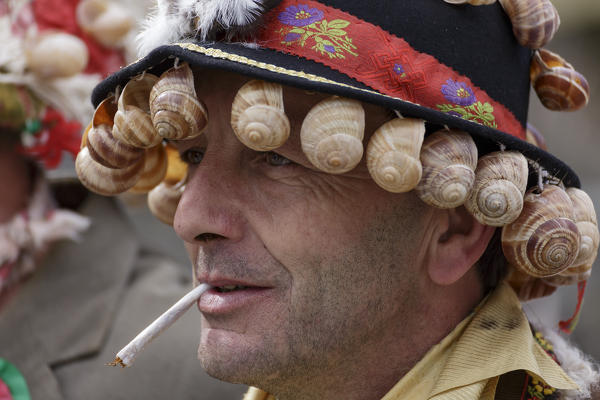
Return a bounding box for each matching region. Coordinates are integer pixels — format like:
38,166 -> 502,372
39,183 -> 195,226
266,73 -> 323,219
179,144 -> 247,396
465,151 -> 528,226
149,63 -> 208,140
508,267 -> 557,301
443,0 -> 496,5
76,147 -> 145,196
415,129 -> 478,208
501,185 -> 580,278
498,0 -> 560,49
129,144 -> 168,193
544,269 -> 591,287
113,74 -> 163,148
530,49 -> 590,112
87,123 -> 144,169
366,118 -> 425,193
301,96 -> 365,174
26,32 -> 89,79
76,0 -> 133,47
148,181 -> 185,225
231,80 -> 290,151
534,68 -> 590,112
563,188 -> 599,274
525,123 -> 548,150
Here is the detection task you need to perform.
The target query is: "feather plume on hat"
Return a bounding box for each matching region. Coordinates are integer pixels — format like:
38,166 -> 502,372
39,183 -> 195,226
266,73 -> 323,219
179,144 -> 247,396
136,0 -> 280,56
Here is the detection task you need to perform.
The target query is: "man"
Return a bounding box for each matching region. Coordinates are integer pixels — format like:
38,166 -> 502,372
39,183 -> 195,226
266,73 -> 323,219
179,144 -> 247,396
76,0 -> 599,399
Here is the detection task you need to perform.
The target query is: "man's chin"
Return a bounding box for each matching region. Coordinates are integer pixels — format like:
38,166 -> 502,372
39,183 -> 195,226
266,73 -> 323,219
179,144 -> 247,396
197,328 -> 286,386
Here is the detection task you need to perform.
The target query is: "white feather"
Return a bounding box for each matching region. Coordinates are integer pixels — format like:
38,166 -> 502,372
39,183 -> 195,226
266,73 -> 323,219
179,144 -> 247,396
136,0 -> 266,57
534,324 -> 600,400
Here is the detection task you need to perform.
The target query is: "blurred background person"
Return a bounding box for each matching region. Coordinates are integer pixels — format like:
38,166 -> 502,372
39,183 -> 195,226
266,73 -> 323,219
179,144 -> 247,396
0,0 -> 245,398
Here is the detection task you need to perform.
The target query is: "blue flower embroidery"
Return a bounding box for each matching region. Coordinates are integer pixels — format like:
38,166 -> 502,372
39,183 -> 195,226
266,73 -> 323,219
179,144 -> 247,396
278,4 -> 324,27
393,63 -> 406,78
441,79 -> 476,106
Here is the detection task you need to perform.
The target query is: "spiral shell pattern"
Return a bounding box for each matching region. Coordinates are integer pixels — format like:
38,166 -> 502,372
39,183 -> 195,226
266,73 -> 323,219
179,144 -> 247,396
498,0 -> 560,49
231,80 -> 290,151
87,123 -> 144,169
129,144 -> 168,194
148,181 -> 185,225
563,188 -> 599,275
149,63 -> 208,140
366,118 -> 425,193
301,96 -> 365,174
76,147 -> 145,196
502,185 -> 580,278
415,129 -> 478,208
465,151 -> 528,226
112,74 -> 162,148
530,49 -> 590,112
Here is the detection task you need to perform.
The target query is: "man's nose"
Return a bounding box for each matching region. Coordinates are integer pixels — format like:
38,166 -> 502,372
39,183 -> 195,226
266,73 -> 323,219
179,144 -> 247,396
173,149 -> 247,245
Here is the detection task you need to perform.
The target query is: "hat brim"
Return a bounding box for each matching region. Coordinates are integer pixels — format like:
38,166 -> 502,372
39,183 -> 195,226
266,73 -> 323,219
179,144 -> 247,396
93,41 -> 581,188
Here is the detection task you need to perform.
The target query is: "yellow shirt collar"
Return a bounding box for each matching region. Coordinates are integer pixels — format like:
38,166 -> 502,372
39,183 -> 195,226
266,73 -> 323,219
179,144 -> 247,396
383,282 -> 577,400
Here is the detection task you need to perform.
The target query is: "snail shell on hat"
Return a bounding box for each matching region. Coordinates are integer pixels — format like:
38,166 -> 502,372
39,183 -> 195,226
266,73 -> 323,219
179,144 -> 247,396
508,267 -> 557,301
415,129 -> 478,209
149,63 -> 208,140
301,96 -> 365,174
87,124 -> 144,169
498,0 -> 560,49
501,185 -> 580,278
562,188 -> 599,275
26,32 -> 89,79
525,123 -> 548,150
544,269 -> 591,287
76,147 -> 145,196
366,118 -> 425,193
148,180 -> 185,225
443,0 -> 496,5
85,96 -> 144,168
129,144 -> 168,194
465,151 -> 528,227
113,74 -> 163,148
530,50 -> 590,112
76,0 -> 133,48
231,80 -> 290,151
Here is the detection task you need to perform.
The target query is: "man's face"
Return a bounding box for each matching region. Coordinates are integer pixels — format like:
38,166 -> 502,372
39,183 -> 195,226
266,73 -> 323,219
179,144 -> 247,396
173,70 -> 433,389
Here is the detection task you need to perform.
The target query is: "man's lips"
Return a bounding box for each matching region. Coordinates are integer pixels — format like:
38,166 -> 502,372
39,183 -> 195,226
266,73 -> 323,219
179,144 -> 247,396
197,278 -> 274,314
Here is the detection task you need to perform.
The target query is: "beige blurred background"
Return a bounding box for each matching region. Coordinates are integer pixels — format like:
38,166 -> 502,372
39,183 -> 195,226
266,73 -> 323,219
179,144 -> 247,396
115,0 -> 600,388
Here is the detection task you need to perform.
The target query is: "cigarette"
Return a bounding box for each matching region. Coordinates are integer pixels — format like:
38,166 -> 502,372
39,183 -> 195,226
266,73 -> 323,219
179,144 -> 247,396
108,283 -> 211,367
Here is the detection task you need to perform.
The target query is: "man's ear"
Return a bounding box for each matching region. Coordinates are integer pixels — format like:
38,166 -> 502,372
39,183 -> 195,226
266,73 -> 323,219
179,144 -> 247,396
426,206 -> 496,286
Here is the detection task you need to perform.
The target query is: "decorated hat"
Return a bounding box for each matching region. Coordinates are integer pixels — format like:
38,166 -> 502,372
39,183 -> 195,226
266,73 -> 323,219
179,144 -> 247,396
75,0 -> 598,327
0,0 -> 135,168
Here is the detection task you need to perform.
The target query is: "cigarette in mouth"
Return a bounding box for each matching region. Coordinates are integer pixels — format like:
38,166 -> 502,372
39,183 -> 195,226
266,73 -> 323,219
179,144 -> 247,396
108,283 -> 211,368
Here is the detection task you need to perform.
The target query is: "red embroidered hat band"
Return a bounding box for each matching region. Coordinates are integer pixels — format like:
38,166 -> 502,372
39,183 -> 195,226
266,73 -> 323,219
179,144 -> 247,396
255,0 -> 525,140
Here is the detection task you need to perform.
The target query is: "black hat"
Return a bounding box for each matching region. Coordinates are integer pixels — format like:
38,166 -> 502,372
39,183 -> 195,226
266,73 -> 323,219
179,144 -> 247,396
92,0 -> 583,187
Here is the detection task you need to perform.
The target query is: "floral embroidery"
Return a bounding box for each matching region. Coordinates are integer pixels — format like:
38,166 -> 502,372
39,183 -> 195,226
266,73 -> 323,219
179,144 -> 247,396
436,79 -> 497,128
393,63 -> 406,78
278,4 -> 324,27
523,374 -> 558,400
278,4 -> 357,59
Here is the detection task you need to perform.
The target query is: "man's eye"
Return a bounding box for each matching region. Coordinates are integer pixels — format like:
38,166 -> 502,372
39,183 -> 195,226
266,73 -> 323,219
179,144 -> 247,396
265,152 -> 292,166
180,148 -> 204,164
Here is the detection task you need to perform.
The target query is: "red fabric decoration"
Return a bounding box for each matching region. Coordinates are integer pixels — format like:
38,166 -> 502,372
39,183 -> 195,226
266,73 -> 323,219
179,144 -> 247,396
32,0 -> 125,77
19,108 -> 82,169
256,0 -> 525,140
559,280 -> 587,334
